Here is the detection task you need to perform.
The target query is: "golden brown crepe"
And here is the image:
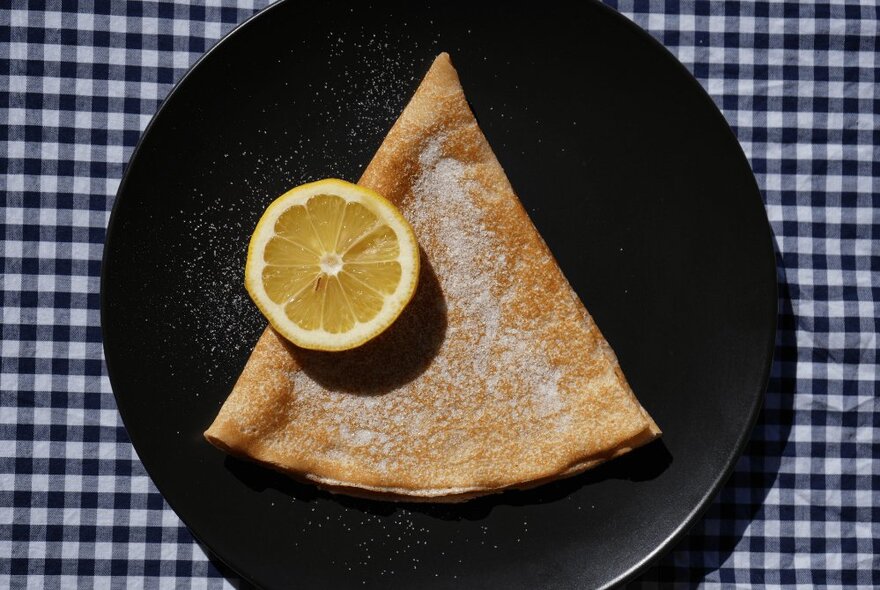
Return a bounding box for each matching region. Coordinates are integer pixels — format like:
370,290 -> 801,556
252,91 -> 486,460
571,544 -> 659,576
205,53 -> 660,502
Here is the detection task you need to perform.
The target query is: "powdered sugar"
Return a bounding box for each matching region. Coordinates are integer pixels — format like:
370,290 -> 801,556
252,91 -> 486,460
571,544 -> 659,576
409,135 -> 564,425
411,137 -> 502,376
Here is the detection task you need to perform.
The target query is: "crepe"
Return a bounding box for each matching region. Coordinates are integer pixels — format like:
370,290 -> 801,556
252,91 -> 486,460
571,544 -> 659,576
205,53 -> 660,502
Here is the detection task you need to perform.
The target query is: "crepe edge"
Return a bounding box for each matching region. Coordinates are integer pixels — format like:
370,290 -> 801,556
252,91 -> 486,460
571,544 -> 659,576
204,420 -> 660,503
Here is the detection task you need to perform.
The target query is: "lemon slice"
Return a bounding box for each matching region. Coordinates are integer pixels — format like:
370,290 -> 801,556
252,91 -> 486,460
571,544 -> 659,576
245,179 -> 420,351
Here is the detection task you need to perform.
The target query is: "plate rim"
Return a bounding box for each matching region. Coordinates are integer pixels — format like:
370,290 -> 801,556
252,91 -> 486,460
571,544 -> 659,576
100,1 -> 779,587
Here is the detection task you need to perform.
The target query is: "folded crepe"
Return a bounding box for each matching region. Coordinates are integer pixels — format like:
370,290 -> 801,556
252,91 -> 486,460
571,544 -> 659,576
205,53 -> 660,502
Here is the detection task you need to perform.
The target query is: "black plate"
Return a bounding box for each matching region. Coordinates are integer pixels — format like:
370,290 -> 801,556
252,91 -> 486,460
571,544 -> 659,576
101,1 -> 777,588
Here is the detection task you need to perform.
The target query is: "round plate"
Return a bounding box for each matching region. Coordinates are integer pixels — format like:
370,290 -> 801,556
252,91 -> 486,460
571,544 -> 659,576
101,1 -> 777,588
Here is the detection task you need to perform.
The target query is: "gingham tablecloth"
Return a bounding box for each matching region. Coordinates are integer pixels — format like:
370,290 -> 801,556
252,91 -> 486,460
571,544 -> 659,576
2,1 -> 878,588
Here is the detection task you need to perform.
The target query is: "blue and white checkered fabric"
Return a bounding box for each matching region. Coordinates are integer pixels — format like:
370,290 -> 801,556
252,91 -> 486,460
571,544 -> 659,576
1,1 -> 877,588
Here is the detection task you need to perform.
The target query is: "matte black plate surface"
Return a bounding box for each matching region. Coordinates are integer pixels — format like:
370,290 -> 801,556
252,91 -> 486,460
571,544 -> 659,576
101,1 -> 777,588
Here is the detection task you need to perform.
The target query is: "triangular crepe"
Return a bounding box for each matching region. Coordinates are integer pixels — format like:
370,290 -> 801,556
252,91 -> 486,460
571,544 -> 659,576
205,53 -> 660,502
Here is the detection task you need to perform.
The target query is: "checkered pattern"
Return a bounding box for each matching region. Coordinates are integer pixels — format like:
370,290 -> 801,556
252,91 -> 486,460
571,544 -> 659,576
1,1 -> 877,588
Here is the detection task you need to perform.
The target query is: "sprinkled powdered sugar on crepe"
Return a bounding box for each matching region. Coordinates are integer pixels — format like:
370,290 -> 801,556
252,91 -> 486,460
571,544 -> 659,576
408,136 -> 566,423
